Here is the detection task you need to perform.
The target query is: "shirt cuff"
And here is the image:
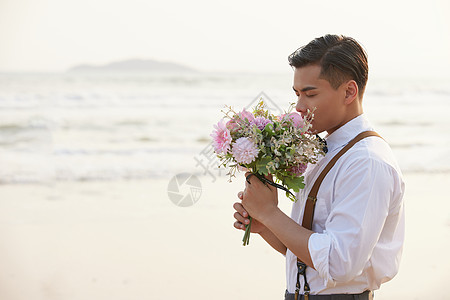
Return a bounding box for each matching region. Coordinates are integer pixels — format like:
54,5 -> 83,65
308,232 -> 336,288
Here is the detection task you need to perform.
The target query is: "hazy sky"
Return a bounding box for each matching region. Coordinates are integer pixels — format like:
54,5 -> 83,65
1,0 -> 449,78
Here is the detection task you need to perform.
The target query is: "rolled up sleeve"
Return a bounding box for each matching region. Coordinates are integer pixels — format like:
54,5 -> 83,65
308,232 -> 335,287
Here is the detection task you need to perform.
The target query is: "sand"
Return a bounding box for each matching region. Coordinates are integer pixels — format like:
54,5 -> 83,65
0,172 -> 448,300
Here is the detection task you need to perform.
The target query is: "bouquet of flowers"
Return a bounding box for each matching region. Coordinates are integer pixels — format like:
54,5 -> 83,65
210,99 -> 326,245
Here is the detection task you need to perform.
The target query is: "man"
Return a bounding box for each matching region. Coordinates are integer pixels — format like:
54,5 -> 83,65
233,34 -> 405,299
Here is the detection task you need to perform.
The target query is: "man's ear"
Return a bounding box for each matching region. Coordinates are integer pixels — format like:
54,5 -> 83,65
344,80 -> 358,105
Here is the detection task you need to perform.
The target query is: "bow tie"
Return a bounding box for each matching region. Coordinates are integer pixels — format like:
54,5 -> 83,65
316,135 -> 328,154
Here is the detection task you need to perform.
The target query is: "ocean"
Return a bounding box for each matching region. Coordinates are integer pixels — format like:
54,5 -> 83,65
0,72 -> 449,185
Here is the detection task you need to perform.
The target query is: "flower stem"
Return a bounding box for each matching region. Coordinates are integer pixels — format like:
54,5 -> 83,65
242,216 -> 253,246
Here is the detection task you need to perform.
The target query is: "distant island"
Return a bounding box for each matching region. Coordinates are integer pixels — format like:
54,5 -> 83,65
67,59 -> 197,73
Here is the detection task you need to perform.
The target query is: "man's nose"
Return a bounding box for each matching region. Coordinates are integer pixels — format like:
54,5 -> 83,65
295,97 -> 306,114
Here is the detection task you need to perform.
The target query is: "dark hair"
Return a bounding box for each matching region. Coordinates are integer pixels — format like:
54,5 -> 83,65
288,34 -> 368,96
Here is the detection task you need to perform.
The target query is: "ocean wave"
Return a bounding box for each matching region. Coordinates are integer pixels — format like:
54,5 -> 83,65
0,123 -> 26,132
377,120 -> 433,127
1,165 -> 449,185
0,72 -> 448,185
52,147 -> 197,156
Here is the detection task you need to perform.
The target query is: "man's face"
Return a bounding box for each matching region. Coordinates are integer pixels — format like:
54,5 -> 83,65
293,64 -> 348,135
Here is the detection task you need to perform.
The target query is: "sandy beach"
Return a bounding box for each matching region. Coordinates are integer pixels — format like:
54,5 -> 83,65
0,172 -> 448,300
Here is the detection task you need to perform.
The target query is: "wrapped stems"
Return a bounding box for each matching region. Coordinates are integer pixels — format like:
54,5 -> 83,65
242,216 -> 253,246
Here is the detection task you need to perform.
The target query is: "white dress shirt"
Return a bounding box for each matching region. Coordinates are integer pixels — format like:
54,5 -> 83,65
285,114 -> 405,294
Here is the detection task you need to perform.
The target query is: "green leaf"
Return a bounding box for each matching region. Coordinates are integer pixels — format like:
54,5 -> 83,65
284,176 -> 305,193
287,147 -> 295,156
255,156 -> 272,176
263,123 -> 275,136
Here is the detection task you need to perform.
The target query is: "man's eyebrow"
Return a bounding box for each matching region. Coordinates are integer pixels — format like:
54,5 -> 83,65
292,86 -> 318,92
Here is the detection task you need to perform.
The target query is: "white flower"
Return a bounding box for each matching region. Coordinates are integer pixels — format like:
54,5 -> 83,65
232,137 -> 259,164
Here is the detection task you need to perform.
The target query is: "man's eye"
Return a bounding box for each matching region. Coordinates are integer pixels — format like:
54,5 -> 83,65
306,94 -> 316,97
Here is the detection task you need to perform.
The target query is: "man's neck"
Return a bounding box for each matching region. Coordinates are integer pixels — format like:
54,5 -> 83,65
326,110 -> 364,136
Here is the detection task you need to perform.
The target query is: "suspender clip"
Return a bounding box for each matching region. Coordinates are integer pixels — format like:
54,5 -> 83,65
307,196 -> 317,204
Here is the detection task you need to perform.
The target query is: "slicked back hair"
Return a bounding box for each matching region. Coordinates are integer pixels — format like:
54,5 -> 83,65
288,35 -> 368,97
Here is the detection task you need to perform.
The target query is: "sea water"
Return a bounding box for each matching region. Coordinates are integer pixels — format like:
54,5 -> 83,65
0,72 -> 449,184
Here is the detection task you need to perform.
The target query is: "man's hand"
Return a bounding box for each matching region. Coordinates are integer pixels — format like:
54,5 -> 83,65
241,172 -> 279,224
233,192 -> 267,234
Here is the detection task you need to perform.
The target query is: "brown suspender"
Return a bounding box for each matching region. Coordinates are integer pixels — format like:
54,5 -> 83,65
295,130 -> 382,300
301,130 -> 382,230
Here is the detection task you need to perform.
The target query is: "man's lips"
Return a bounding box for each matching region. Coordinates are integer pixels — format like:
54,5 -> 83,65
302,114 -> 313,122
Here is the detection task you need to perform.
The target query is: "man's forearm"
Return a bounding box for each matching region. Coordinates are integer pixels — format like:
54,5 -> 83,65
262,208 -> 315,268
259,226 -> 287,255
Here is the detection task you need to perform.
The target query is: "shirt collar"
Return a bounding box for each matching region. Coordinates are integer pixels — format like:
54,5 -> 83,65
324,114 -> 373,153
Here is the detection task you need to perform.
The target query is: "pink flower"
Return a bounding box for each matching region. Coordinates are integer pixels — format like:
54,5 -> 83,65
210,120 -> 232,154
250,117 -> 273,131
225,119 -> 239,132
232,137 -> 259,164
288,163 -> 307,176
280,112 -> 304,128
238,109 -> 255,122
226,109 -> 255,132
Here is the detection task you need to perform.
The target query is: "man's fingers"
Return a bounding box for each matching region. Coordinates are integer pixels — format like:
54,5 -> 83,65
234,212 -> 250,225
233,201 -> 248,217
233,221 -> 246,230
233,202 -> 242,211
245,173 -> 254,184
233,201 -> 247,230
